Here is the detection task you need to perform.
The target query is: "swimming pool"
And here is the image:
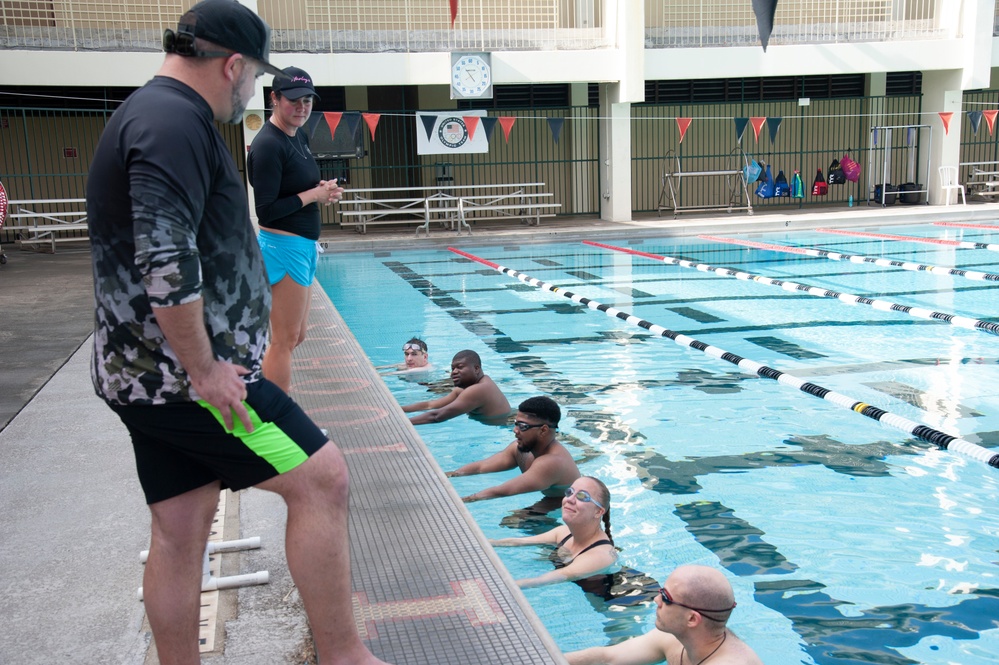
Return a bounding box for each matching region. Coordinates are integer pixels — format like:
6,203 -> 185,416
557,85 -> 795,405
317,223 -> 999,665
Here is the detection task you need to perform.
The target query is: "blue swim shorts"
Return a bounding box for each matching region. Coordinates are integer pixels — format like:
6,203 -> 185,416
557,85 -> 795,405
258,228 -> 319,287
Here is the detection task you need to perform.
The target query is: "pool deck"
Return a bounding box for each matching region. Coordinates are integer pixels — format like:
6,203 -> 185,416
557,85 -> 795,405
3,202 -> 998,665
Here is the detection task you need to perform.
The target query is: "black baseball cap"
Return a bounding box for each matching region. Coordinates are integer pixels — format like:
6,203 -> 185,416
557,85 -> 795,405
168,0 -> 282,76
272,67 -> 321,100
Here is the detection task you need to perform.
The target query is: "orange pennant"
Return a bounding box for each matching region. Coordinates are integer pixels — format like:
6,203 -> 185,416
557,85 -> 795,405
498,116 -> 516,142
984,110 -> 998,136
463,115 -> 480,141
323,112 -> 342,139
676,118 -> 692,143
938,112 -> 953,135
750,117 -> 767,143
362,113 -> 380,141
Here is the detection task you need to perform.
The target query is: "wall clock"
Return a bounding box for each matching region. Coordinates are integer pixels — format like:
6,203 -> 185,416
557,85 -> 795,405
450,53 -> 492,100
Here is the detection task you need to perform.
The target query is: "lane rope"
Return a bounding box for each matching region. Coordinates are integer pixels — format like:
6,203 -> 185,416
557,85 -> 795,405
817,227 -> 999,252
583,240 -> 999,335
934,221 -> 999,231
446,246 -> 999,470
697,234 -> 999,282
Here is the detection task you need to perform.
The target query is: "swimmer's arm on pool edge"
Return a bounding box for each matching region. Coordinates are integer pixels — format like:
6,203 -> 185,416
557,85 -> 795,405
565,628 -> 673,665
489,526 -> 561,548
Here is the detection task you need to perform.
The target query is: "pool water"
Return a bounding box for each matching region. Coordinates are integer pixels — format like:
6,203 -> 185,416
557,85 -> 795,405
317,224 -> 999,665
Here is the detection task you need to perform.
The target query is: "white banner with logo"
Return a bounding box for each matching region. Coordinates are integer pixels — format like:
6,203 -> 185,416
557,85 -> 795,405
416,110 -> 489,155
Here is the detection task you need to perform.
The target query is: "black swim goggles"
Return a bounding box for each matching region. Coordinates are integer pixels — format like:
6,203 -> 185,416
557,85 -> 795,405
659,586 -> 736,621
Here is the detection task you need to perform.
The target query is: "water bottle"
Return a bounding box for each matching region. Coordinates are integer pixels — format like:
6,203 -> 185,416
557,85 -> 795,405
848,194 -> 854,207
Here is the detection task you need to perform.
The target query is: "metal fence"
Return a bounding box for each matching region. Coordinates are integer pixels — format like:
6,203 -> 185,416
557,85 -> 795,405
631,94 -> 924,213
313,105 -> 600,221
0,105 -> 245,242
8,91 -> 999,244
959,89 -> 999,183
0,0 -> 950,52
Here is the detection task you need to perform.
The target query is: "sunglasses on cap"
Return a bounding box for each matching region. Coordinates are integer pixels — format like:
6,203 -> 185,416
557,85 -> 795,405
402,343 -> 425,352
658,587 -> 736,621
564,486 -> 604,510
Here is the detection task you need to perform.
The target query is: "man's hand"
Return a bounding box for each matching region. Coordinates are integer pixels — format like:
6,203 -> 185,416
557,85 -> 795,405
189,360 -> 253,432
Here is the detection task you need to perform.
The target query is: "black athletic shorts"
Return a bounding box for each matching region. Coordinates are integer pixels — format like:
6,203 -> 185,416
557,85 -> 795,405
108,378 -> 327,504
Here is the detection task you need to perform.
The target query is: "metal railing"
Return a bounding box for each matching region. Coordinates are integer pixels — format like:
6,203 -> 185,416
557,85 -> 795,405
647,0 -> 946,48
0,0 -> 950,52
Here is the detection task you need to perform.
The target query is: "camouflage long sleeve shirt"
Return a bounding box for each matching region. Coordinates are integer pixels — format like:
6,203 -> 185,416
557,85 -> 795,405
86,76 -> 270,405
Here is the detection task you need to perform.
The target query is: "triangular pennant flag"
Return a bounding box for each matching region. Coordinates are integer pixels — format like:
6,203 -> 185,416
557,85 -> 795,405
420,114 -> 437,141
938,111 -> 953,135
752,0 -> 777,51
984,110 -> 998,135
362,113 -> 380,141
734,117 -> 749,144
767,117 -> 783,144
463,115 -> 480,141
676,117 -> 692,143
750,117 -> 767,142
480,116 -> 499,142
305,114 -> 324,140
498,116 -> 516,142
450,0 -> 458,27
547,117 -> 565,144
968,110 -> 983,135
323,112 -> 343,141
343,112 -> 362,137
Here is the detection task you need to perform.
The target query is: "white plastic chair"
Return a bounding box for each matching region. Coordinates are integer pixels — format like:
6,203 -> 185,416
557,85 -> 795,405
939,166 -> 966,206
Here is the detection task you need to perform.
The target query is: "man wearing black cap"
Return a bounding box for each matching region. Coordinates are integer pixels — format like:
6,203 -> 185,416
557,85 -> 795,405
85,2 -> 389,664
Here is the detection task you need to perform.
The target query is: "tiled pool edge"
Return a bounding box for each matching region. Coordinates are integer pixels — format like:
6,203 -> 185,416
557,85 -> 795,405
283,286 -> 568,665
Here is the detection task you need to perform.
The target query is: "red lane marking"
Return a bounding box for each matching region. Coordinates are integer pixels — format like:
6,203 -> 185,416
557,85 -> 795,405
816,228 -> 963,246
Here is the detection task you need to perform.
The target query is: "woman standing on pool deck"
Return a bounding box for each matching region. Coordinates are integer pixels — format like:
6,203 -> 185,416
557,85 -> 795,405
248,66 -> 342,391
491,476 -> 618,588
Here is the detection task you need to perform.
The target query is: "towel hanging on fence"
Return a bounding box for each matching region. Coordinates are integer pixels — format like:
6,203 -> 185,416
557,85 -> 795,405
791,170 -> 805,199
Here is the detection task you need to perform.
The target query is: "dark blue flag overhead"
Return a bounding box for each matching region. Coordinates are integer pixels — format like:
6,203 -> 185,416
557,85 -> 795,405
753,0 -> 778,51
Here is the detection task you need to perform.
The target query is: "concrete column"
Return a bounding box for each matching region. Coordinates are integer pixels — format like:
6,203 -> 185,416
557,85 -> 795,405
922,70 -> 963,204
598,88 -> 632,221
597,0 -> 644,221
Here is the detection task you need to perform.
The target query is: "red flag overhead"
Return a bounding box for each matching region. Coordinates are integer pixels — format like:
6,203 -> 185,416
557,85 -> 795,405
362,113 -> 380,141
450,0 -> 458,26
676,117 -> 692,143
323,112 -> 343,139
750,117 -> 767,142
463,115 -> 480,141
983,110 -> 998,136
498,116 -> 516,142
938,112 -> 953,135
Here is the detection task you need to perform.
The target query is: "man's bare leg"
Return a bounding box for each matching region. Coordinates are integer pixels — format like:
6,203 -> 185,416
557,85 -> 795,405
144,481 -> 222,665
258,441 -> 391,665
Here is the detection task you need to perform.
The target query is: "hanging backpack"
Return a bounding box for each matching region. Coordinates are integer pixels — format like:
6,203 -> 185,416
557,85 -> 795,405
755,164 -> 775,199
774,169 -> 790,197
827,159 -> 846,185
812,168 -> 829,196
840,153 -> 862,182
791,170 -> 805,199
